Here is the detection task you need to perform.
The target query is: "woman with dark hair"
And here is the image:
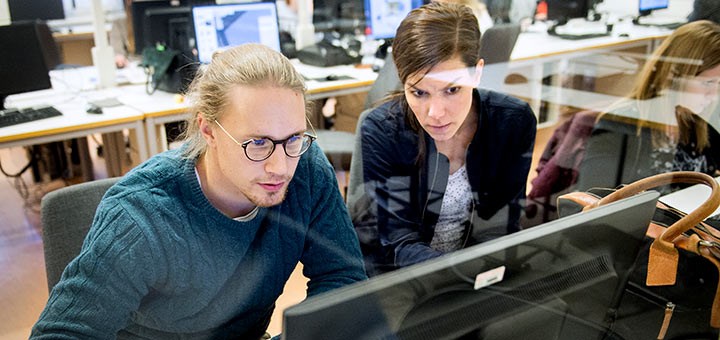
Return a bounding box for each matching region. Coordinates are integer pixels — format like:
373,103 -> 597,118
348,2 -> 537,276
577,20 -> 720,191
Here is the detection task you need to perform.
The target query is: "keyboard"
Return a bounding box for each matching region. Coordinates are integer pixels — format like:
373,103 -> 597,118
0,106 -> 63,128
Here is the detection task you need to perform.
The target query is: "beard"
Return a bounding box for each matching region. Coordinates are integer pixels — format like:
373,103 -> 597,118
244,182 -> 290,208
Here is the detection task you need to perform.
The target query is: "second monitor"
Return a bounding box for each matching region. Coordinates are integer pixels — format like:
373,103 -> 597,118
192,2 -> 282,64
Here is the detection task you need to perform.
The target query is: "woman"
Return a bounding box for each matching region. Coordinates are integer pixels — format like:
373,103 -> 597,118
577,20 -> 720,191
348,2 -> 537,276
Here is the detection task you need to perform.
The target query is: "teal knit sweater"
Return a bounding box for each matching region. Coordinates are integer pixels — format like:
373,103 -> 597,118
31,144 -> 367,339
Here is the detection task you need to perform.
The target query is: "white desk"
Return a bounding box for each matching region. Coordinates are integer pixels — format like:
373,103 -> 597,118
124,61 -> 379,156
2,87 -> 147,179
506,25 -> 672,125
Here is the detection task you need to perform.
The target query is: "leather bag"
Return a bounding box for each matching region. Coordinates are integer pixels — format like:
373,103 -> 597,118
557,171 -> 720,338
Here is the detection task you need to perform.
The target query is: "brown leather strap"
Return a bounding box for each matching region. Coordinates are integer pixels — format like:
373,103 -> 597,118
656,302 -> 675,340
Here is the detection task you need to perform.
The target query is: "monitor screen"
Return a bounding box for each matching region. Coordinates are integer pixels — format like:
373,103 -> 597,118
192,2 -> 282,64
0,21 -> 53,109
313,0 -> 365,33
282,191 -> 659,340
8,0 -> 64,21
364,0 -> 423,40
639,0 -> 669,12
546,0 -> 590,22
142,6 -> 193,53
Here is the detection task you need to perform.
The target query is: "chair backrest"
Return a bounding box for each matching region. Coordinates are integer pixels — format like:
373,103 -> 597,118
364,53 -> 401,110
40,177 -> 120,292
346,108 -> 373,208
478,23 -> 521,65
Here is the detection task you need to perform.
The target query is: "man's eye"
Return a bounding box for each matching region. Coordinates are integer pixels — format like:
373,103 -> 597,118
251,139 -> 268,146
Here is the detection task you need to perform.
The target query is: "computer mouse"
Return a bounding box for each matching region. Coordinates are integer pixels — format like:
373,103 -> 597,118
325,74 -> 340,81
618,33 -> 630,38
86,104 -> 103,114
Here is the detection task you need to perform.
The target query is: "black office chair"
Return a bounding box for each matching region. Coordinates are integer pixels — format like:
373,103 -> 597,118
40,177 -> 120,292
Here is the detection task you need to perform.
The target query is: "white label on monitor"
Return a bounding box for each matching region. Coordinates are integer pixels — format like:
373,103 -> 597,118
474,266 -> 505,290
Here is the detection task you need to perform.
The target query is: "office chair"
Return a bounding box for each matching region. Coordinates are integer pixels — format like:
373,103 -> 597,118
40,177 -> 120,292
478,23 -> 522,91
364,53 -> 401,110
346,109 -> 373,206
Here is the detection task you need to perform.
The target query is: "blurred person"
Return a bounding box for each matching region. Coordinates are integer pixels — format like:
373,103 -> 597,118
577,20 -> 720,191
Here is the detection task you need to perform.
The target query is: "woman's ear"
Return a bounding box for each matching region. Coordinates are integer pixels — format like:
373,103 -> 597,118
473,59 -> 485,86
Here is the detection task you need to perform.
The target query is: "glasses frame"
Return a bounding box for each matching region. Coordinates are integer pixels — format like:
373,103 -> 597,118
214,119 -> 317,162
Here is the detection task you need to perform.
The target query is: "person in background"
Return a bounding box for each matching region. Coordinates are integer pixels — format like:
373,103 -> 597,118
31,44 -> 366,339
348,2 -> 536,277
688,0 -> 720,24
110,16 -> 130,68
577,20 -> 720,191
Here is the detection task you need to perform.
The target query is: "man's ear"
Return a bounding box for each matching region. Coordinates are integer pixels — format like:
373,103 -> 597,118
473,59 -> 485,86
198,114 -> 216,146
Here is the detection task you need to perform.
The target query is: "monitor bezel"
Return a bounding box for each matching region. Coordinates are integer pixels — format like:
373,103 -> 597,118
191,1 -> 282,64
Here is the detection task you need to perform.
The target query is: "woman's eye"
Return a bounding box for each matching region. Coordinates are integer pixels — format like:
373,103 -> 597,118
411,90 -> 427,97
446,87 -> 460,94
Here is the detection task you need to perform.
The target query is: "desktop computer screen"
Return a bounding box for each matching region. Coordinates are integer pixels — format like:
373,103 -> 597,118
546,0 -> 591,23
192,2 -> 282,64
639,0 -> 669,13
142,6 -> 194,53
7,0 -> 64,22
313,0 -> 365,33
0,21 -> 53,109
364,0 -> 423,40
282,191 -> 660,340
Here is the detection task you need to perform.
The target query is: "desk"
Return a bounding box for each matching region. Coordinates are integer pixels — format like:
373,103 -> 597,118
2,87 -> 146,179
122,61 -> 379,156
507,25 -> 672,125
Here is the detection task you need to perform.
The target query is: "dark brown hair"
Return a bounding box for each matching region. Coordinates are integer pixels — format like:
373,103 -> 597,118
390,1 -> 481,163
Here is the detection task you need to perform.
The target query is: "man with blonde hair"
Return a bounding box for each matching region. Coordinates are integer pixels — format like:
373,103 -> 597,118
31,44 -> 366,339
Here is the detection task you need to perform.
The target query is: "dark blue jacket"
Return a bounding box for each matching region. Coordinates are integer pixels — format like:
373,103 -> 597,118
349,89 -> 536,276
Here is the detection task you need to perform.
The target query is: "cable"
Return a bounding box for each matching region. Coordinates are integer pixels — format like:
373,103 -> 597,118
0,153 -> 33,178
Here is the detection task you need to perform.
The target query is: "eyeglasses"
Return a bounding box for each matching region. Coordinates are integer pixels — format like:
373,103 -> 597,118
214,120 -> 317,162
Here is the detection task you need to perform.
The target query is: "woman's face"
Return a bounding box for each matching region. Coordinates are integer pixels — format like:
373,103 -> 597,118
677,63 -> 720,116
404,56 -> 483,142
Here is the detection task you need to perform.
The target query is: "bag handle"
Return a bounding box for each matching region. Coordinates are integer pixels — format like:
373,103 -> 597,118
584,171 -> 720,244
587,171 -> 720,284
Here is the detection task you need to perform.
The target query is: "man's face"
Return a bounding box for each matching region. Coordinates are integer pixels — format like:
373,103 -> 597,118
205,85 -> 307,209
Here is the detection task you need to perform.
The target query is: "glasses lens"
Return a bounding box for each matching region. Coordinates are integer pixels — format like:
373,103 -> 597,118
245,138 -> 274,160
285,135 -> 313,157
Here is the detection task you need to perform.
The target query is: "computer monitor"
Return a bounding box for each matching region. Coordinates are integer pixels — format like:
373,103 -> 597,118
364,0 -> 423,40
0,21 -> 54,109
639,0 -> 669,15
282,191 -> 660,340
142,6 -> 193,53
192,2 -> 282,64
313,0 -> 365,33
7,0 -> 64,22
547,0 -> 591,23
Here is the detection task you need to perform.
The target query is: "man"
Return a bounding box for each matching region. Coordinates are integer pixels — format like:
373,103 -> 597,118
31,44 -> 367,339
